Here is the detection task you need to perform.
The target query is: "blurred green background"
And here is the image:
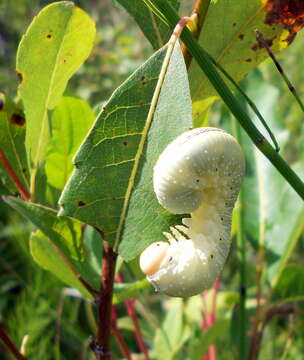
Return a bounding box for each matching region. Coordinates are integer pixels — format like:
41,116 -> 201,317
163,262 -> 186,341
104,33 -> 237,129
0,1 -> 303,359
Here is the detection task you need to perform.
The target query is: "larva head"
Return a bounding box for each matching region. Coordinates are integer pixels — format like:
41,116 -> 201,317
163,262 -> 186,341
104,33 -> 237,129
139,242 -> 169,276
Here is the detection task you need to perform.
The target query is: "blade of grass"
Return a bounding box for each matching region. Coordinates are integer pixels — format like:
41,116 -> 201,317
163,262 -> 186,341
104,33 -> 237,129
142,0 -> 304,200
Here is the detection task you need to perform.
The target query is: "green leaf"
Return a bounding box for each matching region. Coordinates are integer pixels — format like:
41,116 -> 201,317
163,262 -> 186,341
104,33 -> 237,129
114,0 -> 179,49
30,230 -> 93,299
273,264 -> 304,301
238,71 -> 304,287
187,320 -> 231,359
154,298 -> 185,359
0,93 -> 29,194
16,1 -> 96,193
45,96 -> 95,190
59,42 -> 192,261
112,279 -> 150,304
3,196 -> 100,291
188,0 -> 302,122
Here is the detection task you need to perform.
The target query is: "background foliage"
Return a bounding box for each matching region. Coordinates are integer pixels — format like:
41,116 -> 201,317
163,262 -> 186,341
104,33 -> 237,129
0,0 -> 303,359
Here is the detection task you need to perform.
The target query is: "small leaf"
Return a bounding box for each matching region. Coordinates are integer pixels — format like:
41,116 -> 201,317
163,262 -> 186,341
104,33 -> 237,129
45,96 -> 95,190
30,230 -> 93,299
114,0 -> 179,49
3,196 -> 100,290
154,298 -> 184,359
59,42 -> 192,261
16,1 -> 96,191
0,93 -> 29,194
112,279 -> 150,304
189,0 -> 304,122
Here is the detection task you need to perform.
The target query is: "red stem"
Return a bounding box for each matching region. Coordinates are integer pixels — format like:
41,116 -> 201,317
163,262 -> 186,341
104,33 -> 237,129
0,149 -> 30,201
0,327 -> 27,360
111,307 -> 132,360
116,274 -> 150,360
202,277 -> 220,360
94,241 -> 117,360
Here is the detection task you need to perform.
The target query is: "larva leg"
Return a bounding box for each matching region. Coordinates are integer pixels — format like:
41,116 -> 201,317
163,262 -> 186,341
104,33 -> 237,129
169,226 -> 187,241
163,231 -> 177,244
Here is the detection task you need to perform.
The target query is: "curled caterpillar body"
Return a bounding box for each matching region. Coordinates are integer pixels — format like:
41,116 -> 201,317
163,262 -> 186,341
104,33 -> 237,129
140,127 -> 245,297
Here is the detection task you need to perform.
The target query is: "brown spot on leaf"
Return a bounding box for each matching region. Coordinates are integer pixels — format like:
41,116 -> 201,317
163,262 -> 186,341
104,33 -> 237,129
245,58 -> 252,62
233,23 -> 237,27
140,75 -> 148,85
46,33 -> 52,39
264,0 -> 304,44
10,113 -> 25,126
78,201 -> 86,207
123,141 -> 128,146
16,72 -> 23,83
252,37 -> 274,51
239,34 -> 245,40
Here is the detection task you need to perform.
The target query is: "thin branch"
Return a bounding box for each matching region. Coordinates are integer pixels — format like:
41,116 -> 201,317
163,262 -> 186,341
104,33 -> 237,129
248,304 -> 298,360
255,29 -> 304,114
111,307 -> 132,360
181,0 -> 211,68
0,327 -> 27,360
0,149 -> 30,201
93,241 -> 117,360
53,243 -> 98,298
116,274 -> 150,360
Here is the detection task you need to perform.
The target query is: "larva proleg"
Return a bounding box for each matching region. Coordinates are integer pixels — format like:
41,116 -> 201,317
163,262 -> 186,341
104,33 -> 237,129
139,127 -> 245,297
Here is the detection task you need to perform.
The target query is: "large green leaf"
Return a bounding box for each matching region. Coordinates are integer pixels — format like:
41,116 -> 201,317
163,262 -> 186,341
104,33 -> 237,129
59,42 -> 192,261
114,0 -> 179,49
0,94 -> 29,194
45,96 -> 95,190
189,0 -> 304,122
16,1 -> 96,193
238,71 -> 304,287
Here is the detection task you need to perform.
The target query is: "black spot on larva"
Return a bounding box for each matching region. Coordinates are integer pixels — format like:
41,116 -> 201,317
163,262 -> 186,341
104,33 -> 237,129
169,256 -> 173,262
123,141 -> 128,146
10,113 -> 25,126
210,254 -> 214,259
157,243 -> 160,246
78,201 -> 86,207
0,98 -> 4,111
16,72 -> 23,82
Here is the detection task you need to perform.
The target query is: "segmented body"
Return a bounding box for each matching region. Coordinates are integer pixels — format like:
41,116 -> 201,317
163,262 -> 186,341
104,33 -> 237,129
140,127 -> 245,297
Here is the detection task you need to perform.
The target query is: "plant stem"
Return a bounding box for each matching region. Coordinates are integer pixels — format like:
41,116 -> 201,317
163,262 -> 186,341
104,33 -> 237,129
181,0 -> 211,68
116,274 -> 150,360
232,120 -> 247,359
248,304 -> 297,360
0,149 -> 30,201
0,327 -> 27,360
142,0 -> 304,200
94,241 -> 117,360
111,307 -> 132,360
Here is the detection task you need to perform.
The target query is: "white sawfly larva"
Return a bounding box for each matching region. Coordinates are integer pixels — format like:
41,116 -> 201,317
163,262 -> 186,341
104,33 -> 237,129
139,127 -> 245,297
